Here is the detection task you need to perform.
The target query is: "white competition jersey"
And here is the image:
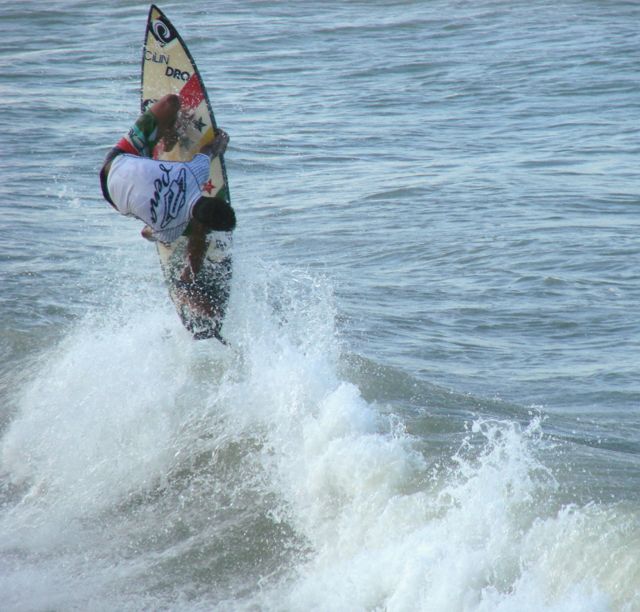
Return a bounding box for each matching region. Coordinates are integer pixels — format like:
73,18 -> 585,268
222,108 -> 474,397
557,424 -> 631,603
107,153 -> 210,243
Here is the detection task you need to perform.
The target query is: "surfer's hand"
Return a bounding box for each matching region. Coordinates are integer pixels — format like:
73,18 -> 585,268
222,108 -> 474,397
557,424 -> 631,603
141,226 -> 158,242
214,128 -> 229,153
200,128 -> 229,159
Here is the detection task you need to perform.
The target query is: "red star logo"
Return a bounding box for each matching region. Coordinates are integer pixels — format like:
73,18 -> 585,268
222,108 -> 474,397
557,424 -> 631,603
202,179 -> 215,194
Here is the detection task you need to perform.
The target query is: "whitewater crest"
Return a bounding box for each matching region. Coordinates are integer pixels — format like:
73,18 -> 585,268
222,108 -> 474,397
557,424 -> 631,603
0,258 -> 637,611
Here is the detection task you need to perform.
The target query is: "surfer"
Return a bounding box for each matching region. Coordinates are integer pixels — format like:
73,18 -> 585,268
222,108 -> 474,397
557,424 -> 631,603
99,93 -> 236,282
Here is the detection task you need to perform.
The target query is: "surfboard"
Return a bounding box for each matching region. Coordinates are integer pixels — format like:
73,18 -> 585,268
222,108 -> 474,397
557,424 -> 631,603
141,4 -> 232,341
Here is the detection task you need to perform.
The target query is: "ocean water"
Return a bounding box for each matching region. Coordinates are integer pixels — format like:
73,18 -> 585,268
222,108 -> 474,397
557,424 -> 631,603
1,0 -> 639,610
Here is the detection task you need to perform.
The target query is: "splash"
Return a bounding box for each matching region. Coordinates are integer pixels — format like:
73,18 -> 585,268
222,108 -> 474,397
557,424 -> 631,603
251,410 -> 624,612
0,256 -> 637,611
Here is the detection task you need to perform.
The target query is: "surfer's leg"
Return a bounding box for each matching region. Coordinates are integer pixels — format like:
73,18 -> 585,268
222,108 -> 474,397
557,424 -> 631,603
149,94 -> 180,125
149,94 -> 181,151
115,94 -> 181,158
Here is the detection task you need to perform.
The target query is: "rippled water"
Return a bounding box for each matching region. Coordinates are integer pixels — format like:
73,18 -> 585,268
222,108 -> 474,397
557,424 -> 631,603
1,1 -> 639,610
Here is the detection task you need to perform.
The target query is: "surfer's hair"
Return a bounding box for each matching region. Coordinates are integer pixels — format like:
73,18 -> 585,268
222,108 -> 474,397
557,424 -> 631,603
192,196 -> 236,231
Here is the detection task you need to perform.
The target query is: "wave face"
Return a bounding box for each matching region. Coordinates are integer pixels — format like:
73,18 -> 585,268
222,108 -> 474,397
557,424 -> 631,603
1,258 -> 637,611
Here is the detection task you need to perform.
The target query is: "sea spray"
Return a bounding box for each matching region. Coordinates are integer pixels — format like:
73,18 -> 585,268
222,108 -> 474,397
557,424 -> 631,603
0,308 -> 190,546
241,389 -> 625,612
275,420 -> 548,610
219,263 -> 560,609
0,256 -> 638,611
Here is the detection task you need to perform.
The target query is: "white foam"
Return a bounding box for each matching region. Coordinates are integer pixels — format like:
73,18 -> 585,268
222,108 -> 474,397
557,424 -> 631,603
213,261 -> 633,611
0,255 -> 637,611
252,414 -> 623,612
0,278 -> 224,548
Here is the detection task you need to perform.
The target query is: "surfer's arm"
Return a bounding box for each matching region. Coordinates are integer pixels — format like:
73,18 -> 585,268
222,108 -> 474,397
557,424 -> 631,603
120,94 -> 181,158
174,219 -> 215,318
180,219 -> 209,282
178,195 -> 235,283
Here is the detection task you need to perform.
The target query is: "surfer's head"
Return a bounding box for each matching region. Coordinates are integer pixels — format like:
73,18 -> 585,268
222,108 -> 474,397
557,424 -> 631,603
192,197 -> 236,232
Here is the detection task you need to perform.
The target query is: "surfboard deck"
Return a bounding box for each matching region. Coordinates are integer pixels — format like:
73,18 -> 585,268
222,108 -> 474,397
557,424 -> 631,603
142,5 -> 232,341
